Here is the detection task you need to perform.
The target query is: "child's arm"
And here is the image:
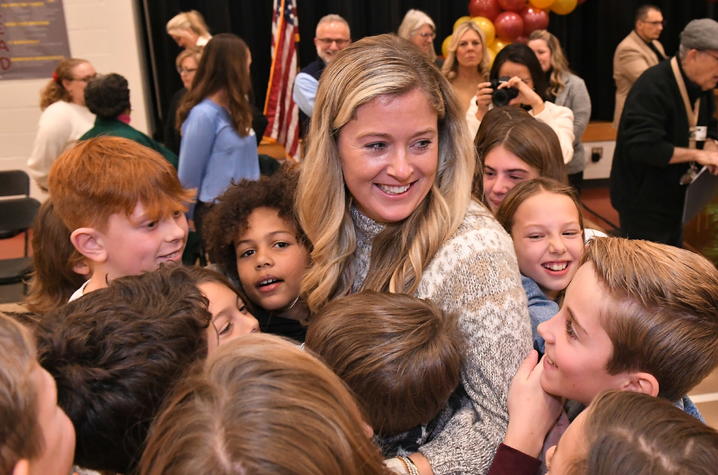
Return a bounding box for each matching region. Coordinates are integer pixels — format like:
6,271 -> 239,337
503,350 -> 563,458
487,350 -> 562,475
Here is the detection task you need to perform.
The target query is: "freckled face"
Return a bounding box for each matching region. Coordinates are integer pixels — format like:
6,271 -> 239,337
338,88 -> 439,224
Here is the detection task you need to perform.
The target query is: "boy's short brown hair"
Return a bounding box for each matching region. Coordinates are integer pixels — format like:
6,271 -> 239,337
0,313 -> 42,473
35,264 -> 213,473
583,237 -> 718,401
48,136 -> 193,231
305,291 -> 463,435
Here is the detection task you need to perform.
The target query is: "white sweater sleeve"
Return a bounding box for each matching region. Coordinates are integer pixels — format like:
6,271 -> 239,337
532,101 -> 575,164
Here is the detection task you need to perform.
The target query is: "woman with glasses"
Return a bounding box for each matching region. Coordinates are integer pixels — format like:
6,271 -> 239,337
398,9 -> 439,65
27,58 -> 96,190
164,48 -> 201,155
441,21 -> 489,116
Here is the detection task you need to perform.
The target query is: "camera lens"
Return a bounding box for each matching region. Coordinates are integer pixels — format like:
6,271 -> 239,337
492,86 -> 519,107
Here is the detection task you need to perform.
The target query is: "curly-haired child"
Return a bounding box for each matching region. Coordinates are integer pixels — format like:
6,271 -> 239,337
203,165 -> 311,342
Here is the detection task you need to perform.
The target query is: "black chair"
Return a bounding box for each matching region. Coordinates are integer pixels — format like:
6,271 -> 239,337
0,170 -> 40,286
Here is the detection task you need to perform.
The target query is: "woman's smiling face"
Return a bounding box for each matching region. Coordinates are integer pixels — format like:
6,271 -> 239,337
337,88 -> 439,223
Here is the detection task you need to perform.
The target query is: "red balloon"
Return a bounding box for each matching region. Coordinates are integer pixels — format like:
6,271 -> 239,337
498,0 -> 528,12
468,0 -> 501,21
521,6 -> 549,35
494,11 -> 524,42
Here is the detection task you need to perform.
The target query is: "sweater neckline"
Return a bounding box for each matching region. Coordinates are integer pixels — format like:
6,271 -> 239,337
350,206 -> 384,240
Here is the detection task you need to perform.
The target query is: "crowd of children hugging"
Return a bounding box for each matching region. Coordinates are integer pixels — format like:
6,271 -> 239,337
2,25 -> 718,475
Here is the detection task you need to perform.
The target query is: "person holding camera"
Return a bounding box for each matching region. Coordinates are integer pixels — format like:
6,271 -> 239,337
466,43 -> 574,165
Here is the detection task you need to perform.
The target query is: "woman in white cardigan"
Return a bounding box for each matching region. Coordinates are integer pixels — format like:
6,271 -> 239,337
467,43 -> 574,165
27,58 -> 96,190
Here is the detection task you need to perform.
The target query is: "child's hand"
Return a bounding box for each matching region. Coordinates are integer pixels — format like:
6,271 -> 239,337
504,350 -> 563,457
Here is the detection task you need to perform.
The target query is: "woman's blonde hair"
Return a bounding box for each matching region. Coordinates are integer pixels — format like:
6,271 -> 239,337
139,333 -> 389,475
175,47 -> 201,70
39,58 -> 90,110
166,10 -> 210,39
296,34 -> 474,312
528,29 -> 570,100
397,9 -> 436,62
441,21 -> 489,81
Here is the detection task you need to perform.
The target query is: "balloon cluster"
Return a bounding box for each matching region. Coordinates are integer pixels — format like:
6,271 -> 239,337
442,0 -> 581,60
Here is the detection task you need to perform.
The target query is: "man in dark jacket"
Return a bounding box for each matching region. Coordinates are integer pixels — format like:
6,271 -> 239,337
610,19 -> 718,246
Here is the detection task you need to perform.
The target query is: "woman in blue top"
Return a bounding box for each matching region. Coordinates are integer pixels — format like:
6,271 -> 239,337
177,33 -> 259,234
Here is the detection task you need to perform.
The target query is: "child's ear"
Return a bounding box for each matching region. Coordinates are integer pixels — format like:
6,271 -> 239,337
70,228 -> 108,264
621,371 -> 659,397
12,459 -> 30,475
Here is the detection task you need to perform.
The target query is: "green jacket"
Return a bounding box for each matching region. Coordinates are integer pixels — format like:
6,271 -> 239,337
80,117 -> 178,169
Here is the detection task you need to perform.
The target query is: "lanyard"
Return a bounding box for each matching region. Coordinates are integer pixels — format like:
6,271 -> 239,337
670,57 -> 701,148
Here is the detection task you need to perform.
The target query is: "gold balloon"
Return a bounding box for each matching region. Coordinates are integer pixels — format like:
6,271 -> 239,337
442,35 -> 453,58
471,16 -> 496,46
529,0 -> 555,8
550,0 -> 577,15
453,16 -> 471,31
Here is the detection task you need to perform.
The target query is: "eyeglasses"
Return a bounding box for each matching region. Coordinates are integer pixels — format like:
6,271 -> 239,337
316,37 -> 350,47
177,67 -> 197,75
701,50 -> 718,62
71,74 -> 97,83
414,31 -> 436,39
640,20 -> 664,26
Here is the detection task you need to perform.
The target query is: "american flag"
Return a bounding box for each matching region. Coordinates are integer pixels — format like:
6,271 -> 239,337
263,0 -> 300,160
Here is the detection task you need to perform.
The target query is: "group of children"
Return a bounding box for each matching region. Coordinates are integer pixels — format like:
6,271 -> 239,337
3,115 -> 718,473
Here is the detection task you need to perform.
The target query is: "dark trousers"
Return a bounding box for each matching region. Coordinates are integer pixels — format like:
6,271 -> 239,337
618,208 -> 683,248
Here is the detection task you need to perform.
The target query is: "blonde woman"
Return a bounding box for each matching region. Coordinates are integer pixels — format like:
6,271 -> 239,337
166,10 -> 211,49
441,21 -> 489,115
139,334 -> 389,475
397,9 -> 438,64
528,29 -> 591,190
27,58 -> 96,190
296,34 -> 530,474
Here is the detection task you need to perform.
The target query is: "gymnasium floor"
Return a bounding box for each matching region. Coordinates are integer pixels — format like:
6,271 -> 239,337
1,185 -> 716,429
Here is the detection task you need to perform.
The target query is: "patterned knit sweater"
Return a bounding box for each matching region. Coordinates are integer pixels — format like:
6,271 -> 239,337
351,201 -> 532,474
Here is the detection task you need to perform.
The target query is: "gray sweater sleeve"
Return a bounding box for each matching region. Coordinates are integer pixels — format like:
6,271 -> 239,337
417,203 -> 532,474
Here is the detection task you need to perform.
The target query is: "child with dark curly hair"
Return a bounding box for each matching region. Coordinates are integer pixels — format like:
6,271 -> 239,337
203,166 -> 311,342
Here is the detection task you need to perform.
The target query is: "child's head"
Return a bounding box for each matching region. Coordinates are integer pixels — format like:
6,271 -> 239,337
35,265 -> 217,473
538,237 -> 718,405
25,199 -> 89,314
182,265 -> 260,353
305,291 -> 463,436
203,166 -> 311,313
547,390 -> 718,475
496,178 -> 584,299
474,110 -> 567,213
48,136 -> 193,281
0,312 -> 75,475
139,333 -> 389,475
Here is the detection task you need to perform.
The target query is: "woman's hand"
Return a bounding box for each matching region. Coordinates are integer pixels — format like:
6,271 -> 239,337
501,76 -> 545,114
475,81 -> 494,121
503,350 -> 562,458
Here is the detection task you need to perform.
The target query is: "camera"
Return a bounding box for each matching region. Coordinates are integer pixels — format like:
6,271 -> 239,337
490,77 -> 519,107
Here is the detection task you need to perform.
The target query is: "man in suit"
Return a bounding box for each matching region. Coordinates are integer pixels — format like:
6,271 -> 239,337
612,5 -> 667,127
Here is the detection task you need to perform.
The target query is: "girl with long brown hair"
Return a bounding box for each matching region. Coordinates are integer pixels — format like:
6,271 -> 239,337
176,33 -> 259,235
